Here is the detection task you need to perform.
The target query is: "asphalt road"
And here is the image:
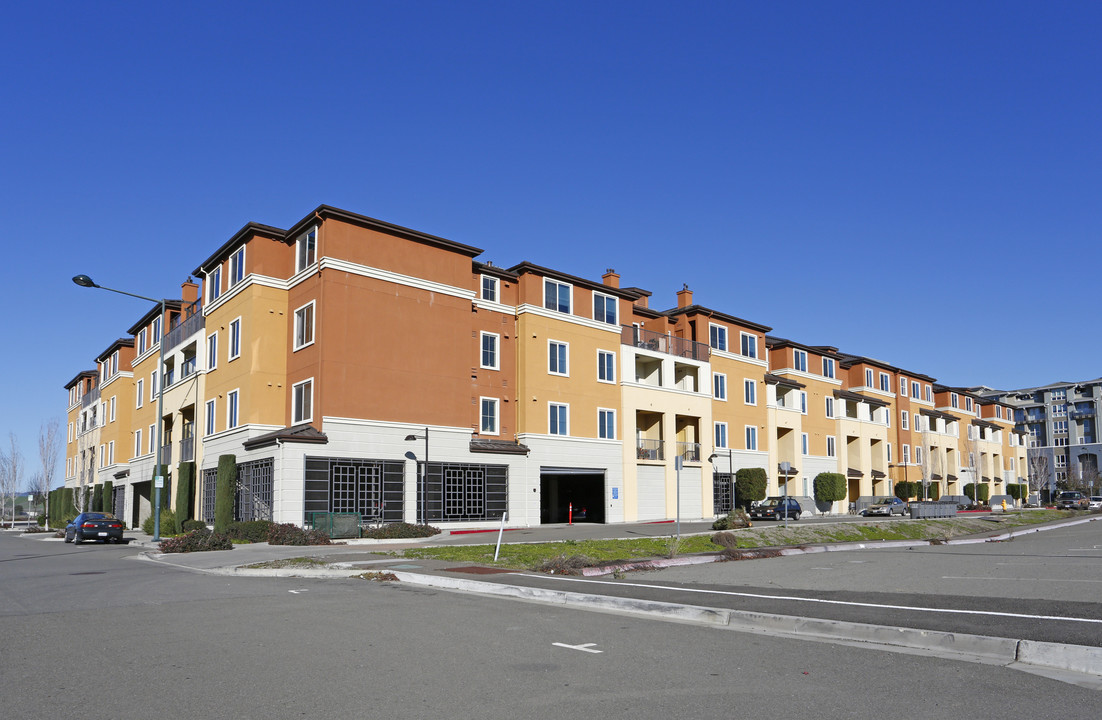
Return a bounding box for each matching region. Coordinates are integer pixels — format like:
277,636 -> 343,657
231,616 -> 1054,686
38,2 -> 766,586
2,529 -> 1100,718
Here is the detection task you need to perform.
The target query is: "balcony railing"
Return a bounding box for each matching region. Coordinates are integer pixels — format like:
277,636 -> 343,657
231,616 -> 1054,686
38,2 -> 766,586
622,326 -> 709,361
163,299 -> 205,350
677,442 -> 701,462
180,436 -> 195,462
81,386 -> 101,408
637,438 -> 664,461
159,443 -> 172,466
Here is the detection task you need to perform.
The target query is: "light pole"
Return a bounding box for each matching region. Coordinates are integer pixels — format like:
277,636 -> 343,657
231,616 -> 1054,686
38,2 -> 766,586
73,274 -> 167,541
404,428 -> 428,524
708,447 -> 735,514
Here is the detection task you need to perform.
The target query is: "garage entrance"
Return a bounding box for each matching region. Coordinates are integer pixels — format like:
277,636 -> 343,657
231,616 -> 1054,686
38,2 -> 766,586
540,468 -> 606,524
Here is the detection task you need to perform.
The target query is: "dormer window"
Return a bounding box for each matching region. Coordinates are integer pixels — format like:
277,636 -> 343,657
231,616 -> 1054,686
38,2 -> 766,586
544,279 -> 571,314
297,227 -> 317,272
209,266 -> 222,302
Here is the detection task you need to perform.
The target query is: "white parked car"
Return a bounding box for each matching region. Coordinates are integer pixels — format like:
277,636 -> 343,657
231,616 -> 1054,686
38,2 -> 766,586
1089,496 -> 1102,509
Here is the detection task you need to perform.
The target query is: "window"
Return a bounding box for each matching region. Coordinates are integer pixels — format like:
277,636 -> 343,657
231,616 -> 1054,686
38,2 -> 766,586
109,396 -> 116,422
713,373 -> 727,400
229,247 -> 245,287
209,266 -> 222,302
744,379 -> 756,405
965,397 -> 974,412
995,406 -> 1003,419
925,384 -> 932,402
800,391 -> 808,414
745,426 -> 758,450
108,441 -> 114,465
100,444 -> 105,466
740,333 -> 758,359
915,446 -> 924,464
709,324 -> 727,351
902,444 -> 910,463
136,379 -> 144,408
825,396 -> 835,418
229,318 -> 241,360
886,443 -> 892,462
593,292 -> 617,325
1009,458 -> 1015,471
597,350 -> 615,383
480,398 -> 499,435
544,279 -> 571,314
207,332 -> 218,370
951,392 -> 959,409
134,429 -> 142,458
598,408 -> 615,440
1055,454 -> 1067,468
865,369 -> 874,387
901,410 -> 909,430
148,424 -> 155,454
205,399 -> 216,435
826,436 -> 836,457
480,332 -> 499,370
802,433 -> 809,455
296,227 -> 317,272
480,275 -> 498,303
151,370 -> 158,401
548,340 -> 568,375
549,403 -> 568,435
227,390 -> 239,429
292,379 -> 313,424
68,422 -> 73,442
914,414 -> 923,432
911,381 -> 921,399
879,372 -> 890,392
900,377 -> 907,395
822,357 -> 835,379
714,422 -> 728,448
152,315 -> 161,346
138,327 -> 147,354
294,302 -> 315,350
793,349 -> 808,372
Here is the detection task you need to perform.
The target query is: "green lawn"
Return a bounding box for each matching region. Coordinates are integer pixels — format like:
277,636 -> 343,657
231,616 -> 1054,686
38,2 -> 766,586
397,509 -> 1078,571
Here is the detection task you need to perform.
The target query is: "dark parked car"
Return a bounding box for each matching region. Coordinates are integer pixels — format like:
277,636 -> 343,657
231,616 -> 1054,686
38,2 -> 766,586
749,497 -> 801,521
1056,491 -> 1089,510
863,497 -> 908,517
65,513 -> 124,544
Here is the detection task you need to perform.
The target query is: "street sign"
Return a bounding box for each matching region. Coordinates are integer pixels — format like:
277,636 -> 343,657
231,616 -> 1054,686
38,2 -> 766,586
154,475 -> 164,489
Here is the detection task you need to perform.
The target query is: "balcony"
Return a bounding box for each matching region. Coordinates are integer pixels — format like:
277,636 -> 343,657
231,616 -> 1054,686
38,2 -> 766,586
81,386 -> 101,409
677,442 -> 701,462
622,326 -> 709,361
163,299 -> 205,350
637,439 -> 664,461
180,436 -> 195,462
159,443 -> 172,466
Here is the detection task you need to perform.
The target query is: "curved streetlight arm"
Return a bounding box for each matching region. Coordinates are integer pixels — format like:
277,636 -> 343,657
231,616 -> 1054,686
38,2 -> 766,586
72,275 -> 160,304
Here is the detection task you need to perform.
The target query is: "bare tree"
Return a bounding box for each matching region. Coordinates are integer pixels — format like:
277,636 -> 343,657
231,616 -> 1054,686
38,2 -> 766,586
1027,449 -> 1050,501
1,433 -> 24,528
35,420 -> 62,530
917,418 -> 939,500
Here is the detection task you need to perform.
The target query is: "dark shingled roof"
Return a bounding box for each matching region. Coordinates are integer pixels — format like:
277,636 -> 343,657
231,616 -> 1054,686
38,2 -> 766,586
470,438 -> 530,455
242,424 -> 329,450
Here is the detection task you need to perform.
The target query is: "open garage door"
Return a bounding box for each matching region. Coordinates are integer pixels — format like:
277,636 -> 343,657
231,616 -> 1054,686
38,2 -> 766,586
540,467 -> 606,524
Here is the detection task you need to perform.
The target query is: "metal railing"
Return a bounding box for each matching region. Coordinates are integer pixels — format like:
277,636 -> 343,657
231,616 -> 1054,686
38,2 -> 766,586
677,442 -> 701,462
163,299 -> 205,350
180,436 -> 195,462
622,326 -> 709,361
637,438 -> 664,461
159,443 -> 172,465
81,386 -> 101,408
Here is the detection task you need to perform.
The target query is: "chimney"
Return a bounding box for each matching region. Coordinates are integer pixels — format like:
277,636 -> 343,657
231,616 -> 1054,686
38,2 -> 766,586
602,268 -> 620,288
181,277 -> 199,304
676,283 -> 693,309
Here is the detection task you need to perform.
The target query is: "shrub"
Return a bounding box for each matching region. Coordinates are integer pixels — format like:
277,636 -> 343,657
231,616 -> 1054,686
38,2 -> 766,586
814,473 -> 847,504
214,455 -> 237,533
225,520 -> 274,543
1007,483 -> 1027,501
894,481 -> 915,500
711,509 -> 751,530
37,515 -> 47,527
735,468 -> 768,509
360,522 -> 442,539
182,519 -> 208,533
268,523 -> 332,546
159,529 -> 233,553
92,485 -> 103,512
175,461 -> 195,534
103,481 -> 114,515
964,483 -> 991,504
141,508 -> 177,537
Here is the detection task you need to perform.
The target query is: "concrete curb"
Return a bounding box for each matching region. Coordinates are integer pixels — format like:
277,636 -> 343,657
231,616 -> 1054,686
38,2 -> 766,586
391,570 -> 1102,677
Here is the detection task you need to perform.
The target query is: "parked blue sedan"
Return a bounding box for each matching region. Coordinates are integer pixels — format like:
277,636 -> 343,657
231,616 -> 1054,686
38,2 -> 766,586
65,513 -> 124,544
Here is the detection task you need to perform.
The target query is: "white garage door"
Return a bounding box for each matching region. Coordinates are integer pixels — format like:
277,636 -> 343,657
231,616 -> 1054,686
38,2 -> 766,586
637,466 -> 667,521
677,466 -> 703,519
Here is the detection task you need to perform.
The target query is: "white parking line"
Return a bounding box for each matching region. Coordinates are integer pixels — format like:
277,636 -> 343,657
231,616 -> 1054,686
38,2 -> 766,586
942,576 -> 1102,584
552,642 -> 602,654
518,574 -> 1102,625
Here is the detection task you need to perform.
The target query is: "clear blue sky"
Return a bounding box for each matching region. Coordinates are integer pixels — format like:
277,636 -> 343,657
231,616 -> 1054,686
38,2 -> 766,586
2,1 -> 1099,485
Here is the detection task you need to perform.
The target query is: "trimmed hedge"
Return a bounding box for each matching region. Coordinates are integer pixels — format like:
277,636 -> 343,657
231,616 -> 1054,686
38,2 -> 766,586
360,522 -> 442,539
103,481 -> 114,516
894,481 -> 916,500
159,529 -> 233,553
735,468 -> 768,509
268,523 -> 332,546
214,455 -> 236,533
175,461 -> 195,534
92,484 -> 103,512
814,472 -> 847,503
1007,483 -> 1027,501
964,483 -> 991,503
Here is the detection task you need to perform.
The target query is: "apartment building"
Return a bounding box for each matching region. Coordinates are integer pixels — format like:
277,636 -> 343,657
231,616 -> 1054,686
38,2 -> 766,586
64,204 -> 1028,529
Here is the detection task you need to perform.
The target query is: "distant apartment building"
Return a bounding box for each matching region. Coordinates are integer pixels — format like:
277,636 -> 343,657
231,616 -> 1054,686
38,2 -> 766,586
63,204 -> 1029,529
978,380 -> 1102,493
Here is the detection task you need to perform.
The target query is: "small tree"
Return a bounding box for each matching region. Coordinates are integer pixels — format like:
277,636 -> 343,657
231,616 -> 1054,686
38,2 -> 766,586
734,468 -> 767,510
813,472 -> 846,512
34,420 -> 62,530
103,481 -> 114,518
175,462 -> 195,534
214,455 -> 237,533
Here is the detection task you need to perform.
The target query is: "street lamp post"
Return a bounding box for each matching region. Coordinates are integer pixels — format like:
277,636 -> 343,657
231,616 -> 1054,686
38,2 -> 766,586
404,428 -> 428,524
73,275 -> 167,541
